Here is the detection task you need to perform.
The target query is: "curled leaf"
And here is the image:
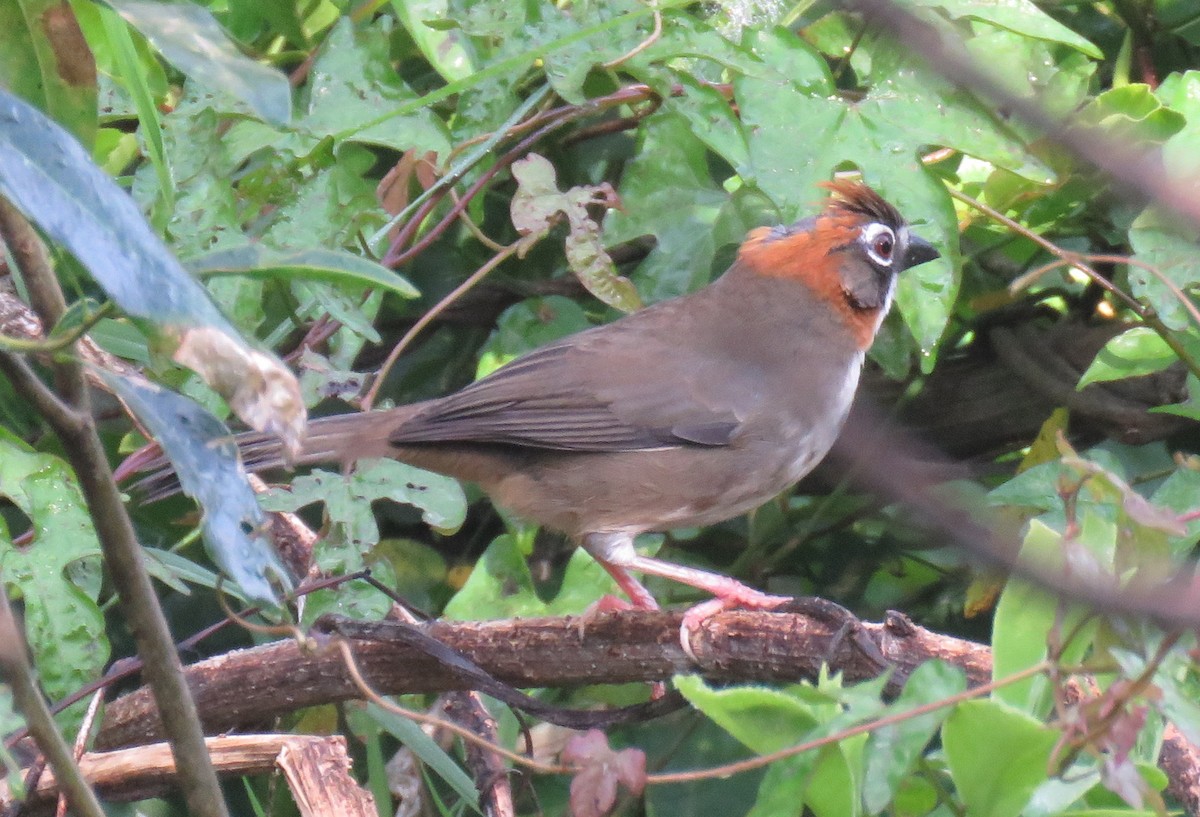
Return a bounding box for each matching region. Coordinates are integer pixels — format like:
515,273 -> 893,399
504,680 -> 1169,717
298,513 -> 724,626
172,326 -> 307,463
510,153 -> 641,313
0,89 -> 306,449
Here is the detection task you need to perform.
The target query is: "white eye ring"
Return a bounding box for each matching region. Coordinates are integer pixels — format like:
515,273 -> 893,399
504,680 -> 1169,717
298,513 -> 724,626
862,223 -> 896,267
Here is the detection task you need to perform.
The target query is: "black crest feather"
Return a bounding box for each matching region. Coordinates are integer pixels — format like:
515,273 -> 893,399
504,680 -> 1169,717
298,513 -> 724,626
820,179 -> 904,228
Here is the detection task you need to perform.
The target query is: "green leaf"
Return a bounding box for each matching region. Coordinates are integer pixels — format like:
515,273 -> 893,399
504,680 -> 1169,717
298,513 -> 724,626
1078,85 -> 1186,144
102,371 -> 290,606
447,0 -> 526,37
128,86 -> 243,259
1154,653 -> 1200,748
746,754 -> 823,817
476,296 -> 593,377
260,142 -> 384,252
0,0 -> 97,145
390,0 -> 476,81
260,460 -> 461,621
87,318 -> 152,365
526,1 -> 651,104
1160,0 -> 1200,44
1077,327 -> 1179,388
108,0 -> 292,125
373,538 -> 448,611
808,735 -> 866,817
675,675 -> 820,755
442,533 -> 547,620
1157,72 -> 1200,181
690,670 -> 877,817
262,459 -> 465,622
303,17 -> 450,155
0,89 -> 232,332
1128,207 -> 1200,330
943,699 -> 1058,817
262,459 -> 466,538
443,530 -> 650,619
348,459 -> 467,533
544,547 -> 634,615
915,0 -> 1101,57
627,9 -> 766,80
98,1 -> 174,225
603,112 -> 732,302
658,76 -> 750,172
963,29 -> 1095,118
142,547 -> 242,600
864,661 -> 966,813
0,429 -> 109,727
992,521 -> 1095,713
1149,466 -> 1200,555
186,245 -> 419,300
365,703 -> 484,814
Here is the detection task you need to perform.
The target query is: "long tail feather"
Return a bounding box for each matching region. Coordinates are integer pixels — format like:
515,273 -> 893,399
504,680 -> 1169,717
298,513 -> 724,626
127,408 -> 414,502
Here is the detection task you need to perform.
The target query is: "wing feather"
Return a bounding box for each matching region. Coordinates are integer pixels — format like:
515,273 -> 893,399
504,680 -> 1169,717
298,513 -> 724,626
387,325 -> 743,452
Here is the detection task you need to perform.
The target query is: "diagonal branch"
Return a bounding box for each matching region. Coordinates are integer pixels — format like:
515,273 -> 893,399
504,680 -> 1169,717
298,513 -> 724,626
0,200 -> 231,817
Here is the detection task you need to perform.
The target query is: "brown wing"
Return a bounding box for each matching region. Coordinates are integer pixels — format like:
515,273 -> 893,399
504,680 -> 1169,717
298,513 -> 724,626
388,312 -> 744,452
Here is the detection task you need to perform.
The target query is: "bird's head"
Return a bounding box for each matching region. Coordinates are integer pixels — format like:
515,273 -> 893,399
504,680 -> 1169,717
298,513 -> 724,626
737,180 -> 941,349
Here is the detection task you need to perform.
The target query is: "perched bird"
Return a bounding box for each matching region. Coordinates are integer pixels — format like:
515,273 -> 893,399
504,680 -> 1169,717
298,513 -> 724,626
135,180 -> 939,630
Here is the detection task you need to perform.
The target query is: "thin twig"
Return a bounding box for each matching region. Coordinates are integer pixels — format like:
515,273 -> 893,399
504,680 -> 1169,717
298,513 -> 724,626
602,8 -> 663,69
334,640 -> 570,775
373,86 -> 556,255
365,241 -> 522,409
57,690 -> 106,817
450,189 -> 509,253
951,188 -> 1200,383
0,351 -> 83,432
0,301 -> 113,355
383,117 -> 576,269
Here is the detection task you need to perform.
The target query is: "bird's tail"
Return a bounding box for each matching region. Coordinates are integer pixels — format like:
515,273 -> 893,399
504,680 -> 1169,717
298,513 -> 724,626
122,407 -> 418,502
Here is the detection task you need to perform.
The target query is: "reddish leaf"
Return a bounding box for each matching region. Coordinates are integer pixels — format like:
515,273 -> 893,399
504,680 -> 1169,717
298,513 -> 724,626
563,729 -> 648,817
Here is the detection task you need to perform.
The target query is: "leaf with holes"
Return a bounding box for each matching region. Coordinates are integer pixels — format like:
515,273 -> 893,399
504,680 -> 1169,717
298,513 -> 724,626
0,429 -> 108,733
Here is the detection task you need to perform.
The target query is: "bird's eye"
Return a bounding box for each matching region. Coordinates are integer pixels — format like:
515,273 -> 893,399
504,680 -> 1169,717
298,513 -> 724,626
862,223 -> 896,267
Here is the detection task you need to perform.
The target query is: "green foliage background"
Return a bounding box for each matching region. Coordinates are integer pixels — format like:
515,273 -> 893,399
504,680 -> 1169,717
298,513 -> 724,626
5,0 -> 1200,814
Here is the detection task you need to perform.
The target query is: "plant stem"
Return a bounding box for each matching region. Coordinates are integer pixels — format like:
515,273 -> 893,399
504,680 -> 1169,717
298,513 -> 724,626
0,584 -> 106,817
0,199 -> 231,817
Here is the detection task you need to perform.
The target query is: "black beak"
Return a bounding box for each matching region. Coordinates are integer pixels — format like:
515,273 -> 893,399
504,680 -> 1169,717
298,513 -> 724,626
903,234 -> 940,270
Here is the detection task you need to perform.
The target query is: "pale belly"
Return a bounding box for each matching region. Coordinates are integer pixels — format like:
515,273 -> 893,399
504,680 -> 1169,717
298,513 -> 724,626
487,363 -> 861,539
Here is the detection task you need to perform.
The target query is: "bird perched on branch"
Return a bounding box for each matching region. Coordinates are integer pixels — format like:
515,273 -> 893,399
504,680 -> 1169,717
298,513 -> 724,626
133,180 -> 939,636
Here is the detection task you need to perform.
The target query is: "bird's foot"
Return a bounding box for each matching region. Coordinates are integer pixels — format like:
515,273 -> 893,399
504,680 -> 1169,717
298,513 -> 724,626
590,594 -> 643,614
574,593 -> 670,701
575,592 -> 646,636
679,584 -> 792,662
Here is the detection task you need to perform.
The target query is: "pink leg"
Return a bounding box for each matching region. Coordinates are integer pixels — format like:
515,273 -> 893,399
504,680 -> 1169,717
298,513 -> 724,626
625,555 -> 791,656
582,533 -> 791,659
599,562 -> 660,611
